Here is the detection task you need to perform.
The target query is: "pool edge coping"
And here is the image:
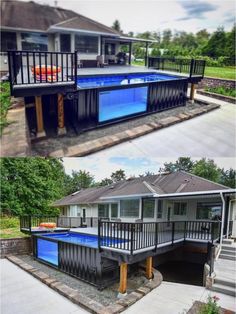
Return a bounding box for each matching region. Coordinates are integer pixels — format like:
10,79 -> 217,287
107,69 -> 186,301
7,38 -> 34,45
6,254 -> 163,314
48,100 -> 220,157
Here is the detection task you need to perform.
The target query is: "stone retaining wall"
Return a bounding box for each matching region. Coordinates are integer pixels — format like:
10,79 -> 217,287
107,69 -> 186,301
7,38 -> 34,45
197,90 -> 235,104
0,237 -> 32,258
197,77 -> 235,89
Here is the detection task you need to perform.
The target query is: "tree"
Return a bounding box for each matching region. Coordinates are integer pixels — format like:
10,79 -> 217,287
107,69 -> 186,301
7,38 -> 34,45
110,169 -> 126,182
99,178 -> 113,186
65,170 -> 95,194
192,158 -> 221,182
202,26 -> 227,57
225,24 -> 236,64
112,20 -> 122,33
0,157 -> 66,216
161,157 -> 194,173
161,29 -> 172,47
220,168 -> 236,188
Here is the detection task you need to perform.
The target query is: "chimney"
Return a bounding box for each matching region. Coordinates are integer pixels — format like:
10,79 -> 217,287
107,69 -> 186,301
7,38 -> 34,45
54,0 -> 58,7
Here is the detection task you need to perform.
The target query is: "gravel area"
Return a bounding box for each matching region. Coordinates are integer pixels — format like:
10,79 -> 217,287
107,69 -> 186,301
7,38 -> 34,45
19,255 -> 148,306
31,101 -> 203,156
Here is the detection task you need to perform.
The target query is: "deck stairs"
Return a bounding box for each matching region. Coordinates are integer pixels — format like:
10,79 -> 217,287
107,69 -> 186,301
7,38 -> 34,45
210,239 -> 236,297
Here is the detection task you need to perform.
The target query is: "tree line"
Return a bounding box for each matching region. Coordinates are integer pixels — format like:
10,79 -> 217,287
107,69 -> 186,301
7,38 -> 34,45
0,157 -> 235,216
112,20 -> 235,66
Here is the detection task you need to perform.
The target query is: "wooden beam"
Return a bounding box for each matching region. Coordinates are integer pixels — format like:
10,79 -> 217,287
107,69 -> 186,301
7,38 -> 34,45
146,256 -> 153,280
190,83 -> 196,101
119,263 -> 127,294
35,95 -> 45,137
57,93 -> 66,135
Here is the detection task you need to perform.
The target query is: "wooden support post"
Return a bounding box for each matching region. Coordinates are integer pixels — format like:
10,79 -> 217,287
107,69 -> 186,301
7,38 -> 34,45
190,83 -> 196,102
119,263 -> 127,295
146,256 -> 153,280
35,96 -> 46,138
57,93 -> 66,135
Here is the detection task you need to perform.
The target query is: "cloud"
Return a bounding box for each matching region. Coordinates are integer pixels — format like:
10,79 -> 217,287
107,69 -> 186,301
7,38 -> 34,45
223,15 -> 235,24
177,0 -> 218,21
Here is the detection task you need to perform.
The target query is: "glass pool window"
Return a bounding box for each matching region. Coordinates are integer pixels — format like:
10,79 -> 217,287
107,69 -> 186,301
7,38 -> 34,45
75,35 -> 98,53
111,203 -> 118,218
98,204 -> 109,218
21,33 -> 48,51
98,86 -> 148,122
37,239 -> 58,266
143,198 -> 155,218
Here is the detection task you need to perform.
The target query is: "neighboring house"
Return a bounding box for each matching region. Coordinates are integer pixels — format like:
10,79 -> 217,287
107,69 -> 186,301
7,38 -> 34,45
0,0 -> 149,72
54,171 -> 236,238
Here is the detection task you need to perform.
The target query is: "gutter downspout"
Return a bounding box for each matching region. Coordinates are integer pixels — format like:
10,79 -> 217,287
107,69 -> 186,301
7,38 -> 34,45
226,198 -> 236,238
220,192 -> 226,246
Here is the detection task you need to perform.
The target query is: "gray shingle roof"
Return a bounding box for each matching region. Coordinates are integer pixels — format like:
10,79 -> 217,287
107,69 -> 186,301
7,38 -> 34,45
53,171 -> 231,206
1,0 -> 119,35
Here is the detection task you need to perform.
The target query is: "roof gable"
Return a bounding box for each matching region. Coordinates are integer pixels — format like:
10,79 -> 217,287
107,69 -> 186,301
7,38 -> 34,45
1,0 -> 119,35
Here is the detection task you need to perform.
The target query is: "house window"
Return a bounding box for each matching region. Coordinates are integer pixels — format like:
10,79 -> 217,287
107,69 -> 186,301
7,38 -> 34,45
98,204 -> 109,218
21,32 -> 48,51
157,200 -> 163,219
196,202 -> 222,220
111,203 -> 118,218
174,202 -> 187,215
60,34 -> 71,52
75,35 -> 98,53
120,199 -> 139,218
143,198 -> 155,218
1,32 -> 17,51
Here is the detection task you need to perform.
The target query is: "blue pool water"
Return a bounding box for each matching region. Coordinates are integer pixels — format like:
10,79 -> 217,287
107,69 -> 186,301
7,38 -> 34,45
37,232 -> 126,265
77,73 -> 179,89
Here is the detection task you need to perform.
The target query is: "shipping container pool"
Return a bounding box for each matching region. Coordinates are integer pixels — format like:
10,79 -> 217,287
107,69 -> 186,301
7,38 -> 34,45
69,72 -> 188,131
33,232 -> 126,287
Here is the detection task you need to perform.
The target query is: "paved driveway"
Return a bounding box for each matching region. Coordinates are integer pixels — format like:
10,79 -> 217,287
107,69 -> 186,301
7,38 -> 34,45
0,259 -> 88,314
93,94 -> 236,157
124,281 -> 236,314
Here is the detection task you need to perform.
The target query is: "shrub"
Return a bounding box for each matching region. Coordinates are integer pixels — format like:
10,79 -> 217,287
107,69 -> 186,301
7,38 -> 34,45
0,216 -> 20,229
199,296 -> 220,314
205,86 -> 236,98
0,82 -> 11,136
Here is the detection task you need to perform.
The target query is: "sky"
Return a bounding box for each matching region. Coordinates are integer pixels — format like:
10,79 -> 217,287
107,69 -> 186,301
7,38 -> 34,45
18,0 -> 235,34
62,157 -> 236,181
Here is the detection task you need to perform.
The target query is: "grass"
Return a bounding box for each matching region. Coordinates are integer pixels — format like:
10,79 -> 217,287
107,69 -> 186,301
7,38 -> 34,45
204,66 -> 236,80
132,60 -> 236,80
0,82 -> 11,136
205,86 -> 236,98
0,216 -> 28,239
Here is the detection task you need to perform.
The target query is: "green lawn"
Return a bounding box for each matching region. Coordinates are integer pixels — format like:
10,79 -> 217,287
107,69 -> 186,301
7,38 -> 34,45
204,67 -> 236,80
0,216 -> 28,239
132,60 -> 236,80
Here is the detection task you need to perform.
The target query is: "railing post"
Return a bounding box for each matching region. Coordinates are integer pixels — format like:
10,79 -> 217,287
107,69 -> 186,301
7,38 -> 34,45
29,216 -> 31,233
189,58 -> 194,78
172,222 -> 175,245
74,50 -> 78,88
98,219 -> 101,252
211,222 -> 215,243
130,224 -> 134,255
155,222 -> 158,251
184,221 -> 187,240
91,217 -> 93,227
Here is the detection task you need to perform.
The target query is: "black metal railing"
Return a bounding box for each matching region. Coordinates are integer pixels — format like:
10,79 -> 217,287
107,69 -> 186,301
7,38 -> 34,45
20,215 -> 99,232
148,57 -> 206,79
98,220 -> 221,255
207,241 -> 215,275
8,50 -> 77,91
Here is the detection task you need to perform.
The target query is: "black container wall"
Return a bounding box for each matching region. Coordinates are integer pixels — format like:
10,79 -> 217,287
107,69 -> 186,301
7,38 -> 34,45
33,235 -> 119,289
67,78 -> 188,133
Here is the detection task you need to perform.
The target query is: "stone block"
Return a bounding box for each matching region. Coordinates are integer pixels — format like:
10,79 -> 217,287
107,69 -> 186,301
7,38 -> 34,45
102,304 -> 125,314
159,116 -> 180,126
135,286 -> 151,296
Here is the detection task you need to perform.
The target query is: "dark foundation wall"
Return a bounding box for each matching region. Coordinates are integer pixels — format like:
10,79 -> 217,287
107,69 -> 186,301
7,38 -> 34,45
153,244 -> 208,267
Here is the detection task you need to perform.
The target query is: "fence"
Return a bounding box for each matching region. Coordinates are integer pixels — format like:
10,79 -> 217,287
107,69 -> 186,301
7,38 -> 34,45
98,220 -> 221,255
148,57 -> 206,78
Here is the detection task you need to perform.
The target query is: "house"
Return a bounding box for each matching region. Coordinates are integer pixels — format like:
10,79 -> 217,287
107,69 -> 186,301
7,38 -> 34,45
22,171 -> 235,292
54,171 -> 235,240
0,0 -> 150,72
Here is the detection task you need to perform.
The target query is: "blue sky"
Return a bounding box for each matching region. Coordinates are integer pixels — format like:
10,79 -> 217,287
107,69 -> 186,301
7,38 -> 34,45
19,0 -> 235,34
62,157 -> 236,180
